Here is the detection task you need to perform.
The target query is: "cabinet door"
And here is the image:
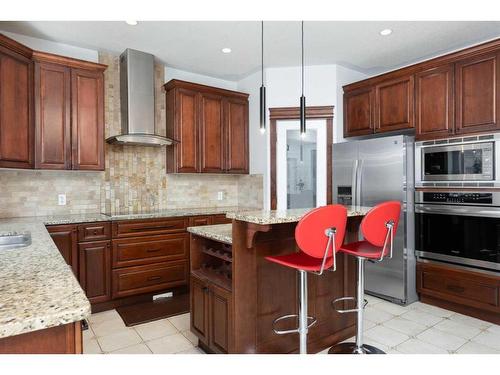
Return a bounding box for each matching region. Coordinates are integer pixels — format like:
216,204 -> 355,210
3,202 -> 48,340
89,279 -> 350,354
34,62 -> 71,169
208,283 -> 232,354
224,97 -> 249,173
415,64 -> 454,140
0,47 -> 33,168
375,75 -> 414,132
71,69 -> 104,170
47,224 -> 78,276
455,51 -> 500,135
174,88 -> 199,172
343,87 -> 374,137
79,240 -> 111,304
200,93 -> 225,173
190,274 -> 209,345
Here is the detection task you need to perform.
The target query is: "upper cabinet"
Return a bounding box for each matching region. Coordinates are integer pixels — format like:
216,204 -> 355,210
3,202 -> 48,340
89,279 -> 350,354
344,38 -> 500,140
0,35 -> 34,169
165,80 -> 249,174
455,51 -> 500,135
0,33 -> 106,171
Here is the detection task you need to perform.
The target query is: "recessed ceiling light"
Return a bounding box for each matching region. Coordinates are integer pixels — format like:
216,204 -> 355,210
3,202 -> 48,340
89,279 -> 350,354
222,47 -> 232,54
125,20 -> 138,26
380,28 -> 393,36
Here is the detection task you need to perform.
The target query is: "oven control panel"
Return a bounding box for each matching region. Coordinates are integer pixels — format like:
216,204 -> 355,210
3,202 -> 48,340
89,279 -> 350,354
423,192 -> 493,204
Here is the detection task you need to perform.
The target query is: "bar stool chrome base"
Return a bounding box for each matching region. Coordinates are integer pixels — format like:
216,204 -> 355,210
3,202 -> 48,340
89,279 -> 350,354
328,342 -> 385,354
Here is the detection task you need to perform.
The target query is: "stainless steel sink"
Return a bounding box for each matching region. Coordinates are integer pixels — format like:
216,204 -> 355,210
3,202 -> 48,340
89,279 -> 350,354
0,231 -> 32,250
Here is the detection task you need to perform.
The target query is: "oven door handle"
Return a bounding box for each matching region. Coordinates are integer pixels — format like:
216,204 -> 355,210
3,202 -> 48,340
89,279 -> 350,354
415,204 -> 500,218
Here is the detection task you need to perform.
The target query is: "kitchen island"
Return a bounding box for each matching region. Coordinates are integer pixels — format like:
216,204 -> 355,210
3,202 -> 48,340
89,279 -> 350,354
188,206 -> 371,354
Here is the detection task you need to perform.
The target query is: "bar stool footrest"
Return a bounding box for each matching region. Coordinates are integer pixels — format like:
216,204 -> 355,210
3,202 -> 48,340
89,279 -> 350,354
332,297 -> 368,314
272,314 -> 317,335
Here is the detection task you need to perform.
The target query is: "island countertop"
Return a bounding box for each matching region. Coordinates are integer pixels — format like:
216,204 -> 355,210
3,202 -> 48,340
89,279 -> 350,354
0,218 -> 91,339
187,223 -> 232,244
226,205 -> 372,225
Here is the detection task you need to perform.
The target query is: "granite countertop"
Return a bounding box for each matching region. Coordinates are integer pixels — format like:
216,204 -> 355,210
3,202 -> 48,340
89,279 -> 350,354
226,205 -> 373,225
106,206 -> 244,221
0,218 -> 91,339
187,224 -> 232,245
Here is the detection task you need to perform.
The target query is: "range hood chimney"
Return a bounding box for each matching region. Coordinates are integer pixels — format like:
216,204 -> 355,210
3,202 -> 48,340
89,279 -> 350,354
106,48 -> 175,146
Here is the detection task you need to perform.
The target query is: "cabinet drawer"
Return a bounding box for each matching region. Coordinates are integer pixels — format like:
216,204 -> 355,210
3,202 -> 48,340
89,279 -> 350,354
112,218 -> 187,238
417,262 -> 500,310
189,216 -> 213,227
212,214 -> 231,225
112,261 -> 189,299
77,222 -> 111,242
112,233 -> 189,268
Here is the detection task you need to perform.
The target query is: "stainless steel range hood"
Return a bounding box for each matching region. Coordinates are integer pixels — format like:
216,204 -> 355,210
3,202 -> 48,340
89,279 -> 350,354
106,48 -> 175,147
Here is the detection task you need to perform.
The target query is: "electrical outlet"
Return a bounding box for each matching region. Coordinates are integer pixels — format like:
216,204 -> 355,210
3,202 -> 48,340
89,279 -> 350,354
58,194 -> 66,206
217,191 -> 225,201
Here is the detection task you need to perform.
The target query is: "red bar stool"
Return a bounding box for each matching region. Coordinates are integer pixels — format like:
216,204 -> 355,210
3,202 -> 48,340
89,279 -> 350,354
329,201 -> 401,354
265,205 -> 348,354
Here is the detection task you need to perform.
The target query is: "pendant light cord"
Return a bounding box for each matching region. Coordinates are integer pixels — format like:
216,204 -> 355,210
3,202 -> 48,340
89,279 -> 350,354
261,21 -> 264,85
301,21 -> 304,96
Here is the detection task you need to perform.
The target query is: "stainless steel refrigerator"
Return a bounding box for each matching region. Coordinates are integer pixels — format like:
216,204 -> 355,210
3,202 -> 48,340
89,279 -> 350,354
332,135 -> 418,305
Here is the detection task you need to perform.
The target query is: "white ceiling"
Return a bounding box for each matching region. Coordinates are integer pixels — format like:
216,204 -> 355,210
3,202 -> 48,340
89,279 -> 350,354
0,21 -> 499,81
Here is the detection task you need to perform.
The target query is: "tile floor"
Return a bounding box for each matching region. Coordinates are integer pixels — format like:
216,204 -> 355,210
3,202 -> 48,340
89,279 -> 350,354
83,296 -> 500,354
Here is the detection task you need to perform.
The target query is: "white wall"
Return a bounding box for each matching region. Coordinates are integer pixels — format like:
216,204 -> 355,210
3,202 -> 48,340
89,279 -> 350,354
165,67 -> 238,91
2,31 -> 99,62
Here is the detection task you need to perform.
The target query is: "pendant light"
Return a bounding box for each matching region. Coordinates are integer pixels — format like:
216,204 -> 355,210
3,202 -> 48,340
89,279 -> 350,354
259,21 -> 266,134
300,21 -> 306,137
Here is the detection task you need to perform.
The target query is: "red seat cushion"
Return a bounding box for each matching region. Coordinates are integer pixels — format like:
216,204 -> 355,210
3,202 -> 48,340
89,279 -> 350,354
265,252 -> 334,272
339,240 -> 385,260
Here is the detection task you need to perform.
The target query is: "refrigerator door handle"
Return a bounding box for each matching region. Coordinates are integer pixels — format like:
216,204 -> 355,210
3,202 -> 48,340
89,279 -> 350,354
351,159 -> 359,206
356,159 -> 363,207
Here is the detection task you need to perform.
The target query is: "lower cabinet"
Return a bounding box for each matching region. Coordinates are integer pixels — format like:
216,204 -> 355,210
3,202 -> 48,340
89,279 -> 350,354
190,273 -> 233,353
417,261 -> 500,324
47,224 -> 78,276
79,240 -> 112,304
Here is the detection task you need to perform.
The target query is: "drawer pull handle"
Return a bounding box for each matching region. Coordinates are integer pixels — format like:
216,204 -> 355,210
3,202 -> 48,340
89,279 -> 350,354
446,284 -> 465,293
147,276 -> 162,281
146,249 -> 161,253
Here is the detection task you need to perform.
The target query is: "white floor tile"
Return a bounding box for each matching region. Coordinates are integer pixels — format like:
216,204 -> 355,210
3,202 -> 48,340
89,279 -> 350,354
177,347 -> 205,354
146,333 -> 194,354
82,325 -> 95,341
363,337 -> 391,353
364,306 -> 395,324
83,338 -> 103,354
168,313 -> 190,332
109,343 -> 152,354
88,309 -> 122,325
382,316 -> 428,337
416,327 -> 468,351
98,329 -> 143,352
399,309 -> 444,327
448,313 -> 492,330
91,316 -> 128,337
374,301 -> 411,316
486,324 -> 500,335
396,338 -> 448,354
133,319 -> 178,341
365,295 -> 384,306
364,325 -> 410,348
456,341 -> 500,354
410,302 -> 455,318
182,329 -> 199,346
363,319 -> 377,331
433,318 -> 482,340
471,330 -> 500,351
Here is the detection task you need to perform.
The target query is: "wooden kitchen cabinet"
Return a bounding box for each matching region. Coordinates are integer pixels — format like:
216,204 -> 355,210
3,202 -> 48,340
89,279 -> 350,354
47,224 -> 78,276
190,274 -> 209,345
343,86 -> 374,137
208,282 -> 233,353
79,240 -> 112,304
375,75 -> 414,133
165,79 -> 249,174
415,64 -> 455,139
34,62 -> 71,169
0,35 -> 34,169
455,51 -> 500,135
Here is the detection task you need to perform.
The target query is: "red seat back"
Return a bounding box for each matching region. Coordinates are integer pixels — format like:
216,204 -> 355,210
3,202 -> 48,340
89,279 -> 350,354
361,201 -> 401,247
295,205 -> 347,259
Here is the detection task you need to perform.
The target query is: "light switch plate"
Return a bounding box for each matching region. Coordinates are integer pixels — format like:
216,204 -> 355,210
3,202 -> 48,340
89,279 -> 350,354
58,194 -> 66,206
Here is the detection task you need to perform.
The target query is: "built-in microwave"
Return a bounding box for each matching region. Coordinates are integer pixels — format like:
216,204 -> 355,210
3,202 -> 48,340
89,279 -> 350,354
415,133 -> 500,188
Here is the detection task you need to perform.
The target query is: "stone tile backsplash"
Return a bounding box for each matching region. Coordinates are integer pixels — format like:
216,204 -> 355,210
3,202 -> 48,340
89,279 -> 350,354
0,51 -> 263,218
